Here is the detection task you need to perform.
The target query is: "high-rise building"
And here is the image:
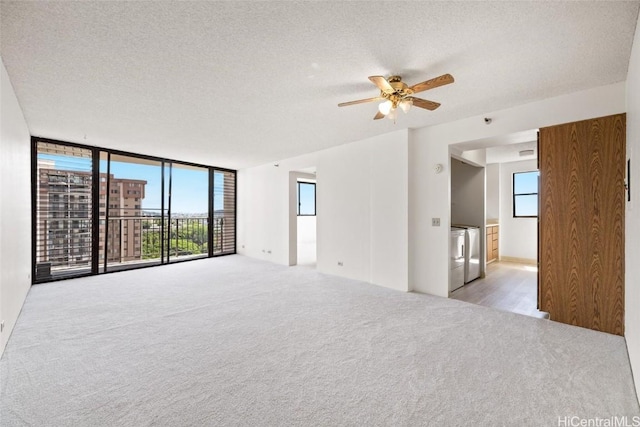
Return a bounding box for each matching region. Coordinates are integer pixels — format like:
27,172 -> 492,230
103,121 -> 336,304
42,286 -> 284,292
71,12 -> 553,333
36,168 -> 146,273
99,174 -> 147,263
36,167 -> 92,273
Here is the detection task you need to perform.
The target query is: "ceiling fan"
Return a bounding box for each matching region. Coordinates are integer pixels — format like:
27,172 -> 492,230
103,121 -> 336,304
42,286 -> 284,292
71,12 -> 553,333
338,73 -> 454,121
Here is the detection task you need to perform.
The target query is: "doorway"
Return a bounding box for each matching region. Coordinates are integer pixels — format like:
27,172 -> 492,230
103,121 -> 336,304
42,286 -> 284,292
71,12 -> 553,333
448,131 -> 543,318
296,179 -> 316,267
289,169 -> 317,267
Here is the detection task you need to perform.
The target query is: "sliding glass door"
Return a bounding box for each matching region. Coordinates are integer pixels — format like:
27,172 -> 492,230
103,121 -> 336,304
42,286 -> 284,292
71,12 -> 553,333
166,163 -> 209,262
99,153 -> 164,273
33,137 -> 236,284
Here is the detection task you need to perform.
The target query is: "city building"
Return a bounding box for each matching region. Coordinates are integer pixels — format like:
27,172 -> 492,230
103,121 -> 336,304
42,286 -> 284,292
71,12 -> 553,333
100,174 -> 147,264
35,166 -> 146,279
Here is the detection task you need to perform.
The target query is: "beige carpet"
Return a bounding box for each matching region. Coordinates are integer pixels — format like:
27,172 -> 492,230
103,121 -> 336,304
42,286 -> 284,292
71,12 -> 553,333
1,255 -> 638,426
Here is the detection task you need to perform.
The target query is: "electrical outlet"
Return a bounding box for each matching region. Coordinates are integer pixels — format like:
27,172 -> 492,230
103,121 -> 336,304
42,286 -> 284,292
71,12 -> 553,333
337,261 -> 343,266
432,218 -> 441,226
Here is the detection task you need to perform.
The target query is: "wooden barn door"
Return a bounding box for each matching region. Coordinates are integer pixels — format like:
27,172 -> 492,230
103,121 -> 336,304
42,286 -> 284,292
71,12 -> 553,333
539,114 -> 625,336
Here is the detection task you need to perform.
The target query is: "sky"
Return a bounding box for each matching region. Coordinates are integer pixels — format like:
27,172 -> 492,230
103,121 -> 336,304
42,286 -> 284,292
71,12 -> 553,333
39,153 -> 226,213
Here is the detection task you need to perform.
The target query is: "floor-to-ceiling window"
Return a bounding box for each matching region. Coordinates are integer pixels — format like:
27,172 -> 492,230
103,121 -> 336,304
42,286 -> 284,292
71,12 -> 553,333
34,142 -> 95,281
32,138 -> 236,283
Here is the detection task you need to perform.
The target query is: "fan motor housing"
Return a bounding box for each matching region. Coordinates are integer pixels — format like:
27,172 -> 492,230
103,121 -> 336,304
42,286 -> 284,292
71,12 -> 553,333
387,76 -> 413,96
380,76 -> 413,107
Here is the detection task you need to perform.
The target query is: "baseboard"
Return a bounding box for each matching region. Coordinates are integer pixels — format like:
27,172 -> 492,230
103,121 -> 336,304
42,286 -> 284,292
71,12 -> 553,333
499,256 -> 537,266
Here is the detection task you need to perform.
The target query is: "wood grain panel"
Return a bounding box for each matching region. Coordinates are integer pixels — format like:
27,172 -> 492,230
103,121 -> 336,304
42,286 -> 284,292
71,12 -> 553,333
593,116 -> 625,334
486,225 -> 498,263
539,114 -> 625,336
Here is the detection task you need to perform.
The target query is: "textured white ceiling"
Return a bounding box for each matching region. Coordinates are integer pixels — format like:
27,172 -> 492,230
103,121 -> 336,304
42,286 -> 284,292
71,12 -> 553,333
1,1 -> 639,169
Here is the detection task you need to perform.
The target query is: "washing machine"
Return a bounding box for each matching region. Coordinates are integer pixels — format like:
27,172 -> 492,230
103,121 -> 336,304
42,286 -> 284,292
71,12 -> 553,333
450,227 -> 465,291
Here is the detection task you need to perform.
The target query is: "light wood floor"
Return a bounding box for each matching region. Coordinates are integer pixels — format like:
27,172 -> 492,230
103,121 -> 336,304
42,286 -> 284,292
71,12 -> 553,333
451,261 -> 548,318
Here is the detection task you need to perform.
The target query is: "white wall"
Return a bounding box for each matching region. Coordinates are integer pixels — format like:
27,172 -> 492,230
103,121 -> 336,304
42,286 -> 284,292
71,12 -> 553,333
454,147 -> 487,167
498,159 -> 538,262
409,82 -> 626,298
407,134 -> 449,296
0,58 -> 32,355
297,216 -> 316,265
625,13 -> 640,400
238,129 -> 409,292
486,163 -> 500,221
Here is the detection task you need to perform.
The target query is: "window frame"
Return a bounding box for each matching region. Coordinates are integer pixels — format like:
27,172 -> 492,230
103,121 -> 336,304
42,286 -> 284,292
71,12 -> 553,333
297,181 -> 316,216
512,171 -> 539,218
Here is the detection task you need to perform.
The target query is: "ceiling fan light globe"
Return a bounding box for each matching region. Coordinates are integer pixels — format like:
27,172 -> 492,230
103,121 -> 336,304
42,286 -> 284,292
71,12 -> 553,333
378,100 -> 393,115
400,99 -> 413,113
386,108 -> 398,121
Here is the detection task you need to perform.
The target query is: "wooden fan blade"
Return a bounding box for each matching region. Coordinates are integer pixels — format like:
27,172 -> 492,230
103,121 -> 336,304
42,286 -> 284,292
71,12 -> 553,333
338,96 -> 382,107
374,111 -> 385,120
409,74 -> 454,94
408,97 -> 441,111
368,76 -> 394,94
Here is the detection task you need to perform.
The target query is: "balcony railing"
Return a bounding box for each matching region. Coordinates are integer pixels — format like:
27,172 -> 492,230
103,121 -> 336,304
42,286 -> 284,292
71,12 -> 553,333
35,215 -> 232,281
